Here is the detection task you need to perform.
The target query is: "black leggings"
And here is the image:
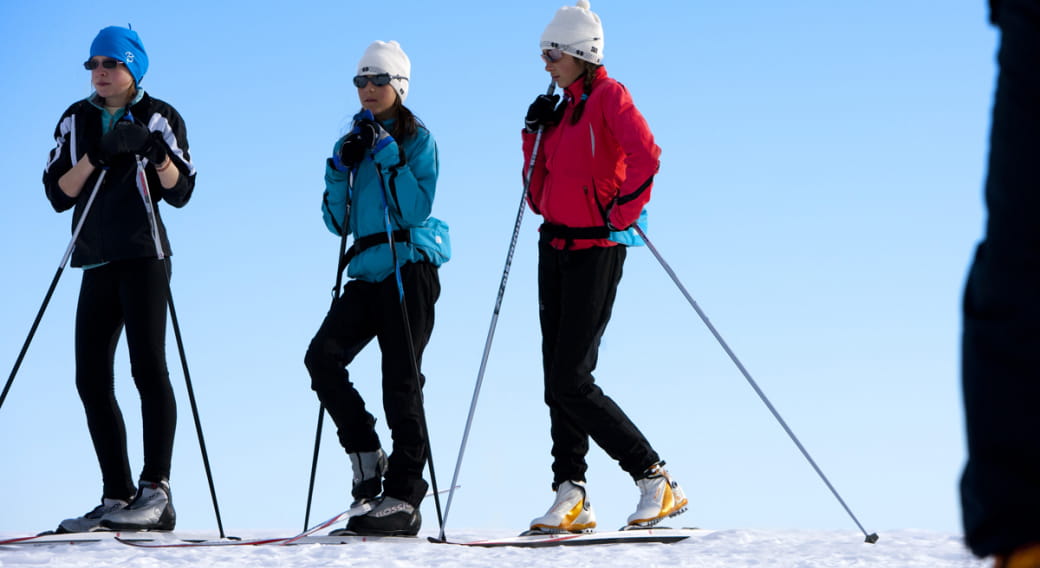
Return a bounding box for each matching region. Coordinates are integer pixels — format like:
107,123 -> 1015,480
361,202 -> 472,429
305,261 -> 440,507
538,243 -> 659,488
75,258 -> 175,500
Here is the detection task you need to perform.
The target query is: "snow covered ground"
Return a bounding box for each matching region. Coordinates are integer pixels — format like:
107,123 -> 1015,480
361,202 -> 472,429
0,528 -> 986,567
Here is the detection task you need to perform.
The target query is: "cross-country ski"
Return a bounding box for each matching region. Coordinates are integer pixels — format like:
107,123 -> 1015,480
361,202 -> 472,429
438,528 -> 707,548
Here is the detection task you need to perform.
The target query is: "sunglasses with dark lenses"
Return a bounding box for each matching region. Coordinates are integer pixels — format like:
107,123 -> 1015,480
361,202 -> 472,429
83,59 -> 123,71
541,49 -> 565,63
352,74 -> 404,88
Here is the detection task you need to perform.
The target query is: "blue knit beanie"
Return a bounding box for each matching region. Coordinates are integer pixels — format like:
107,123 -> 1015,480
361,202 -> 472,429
89,26 -> 149,85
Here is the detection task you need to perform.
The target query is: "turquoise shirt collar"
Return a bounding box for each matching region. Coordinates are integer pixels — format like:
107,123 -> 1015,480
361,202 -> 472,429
88,89 -> 146,134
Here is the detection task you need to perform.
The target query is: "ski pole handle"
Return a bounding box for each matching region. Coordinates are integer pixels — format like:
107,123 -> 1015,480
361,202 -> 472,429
522,79 -> 556,191
538,80 -> 558,128
542,79 -> 557,98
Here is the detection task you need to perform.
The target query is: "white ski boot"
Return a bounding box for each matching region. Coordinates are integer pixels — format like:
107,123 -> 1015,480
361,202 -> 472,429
57,498 -> 129,533
625,463 -> 688,528
528,480 -> 596,534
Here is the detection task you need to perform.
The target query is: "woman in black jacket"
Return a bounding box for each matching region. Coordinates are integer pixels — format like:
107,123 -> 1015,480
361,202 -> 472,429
41,25 -> 196,533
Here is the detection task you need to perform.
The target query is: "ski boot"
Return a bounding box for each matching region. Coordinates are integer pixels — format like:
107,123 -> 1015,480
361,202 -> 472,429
996,543 -> 1040,568
349,449 -> 388,507
56,497 -> 130,533
527,480 -> 596,534
625,462 -> 688,528
338,496 -> 421,536
101,479 -> 176,531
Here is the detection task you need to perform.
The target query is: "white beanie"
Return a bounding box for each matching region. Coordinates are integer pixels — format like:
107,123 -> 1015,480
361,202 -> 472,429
357,40 -> 411,103
540,0 -> 604,64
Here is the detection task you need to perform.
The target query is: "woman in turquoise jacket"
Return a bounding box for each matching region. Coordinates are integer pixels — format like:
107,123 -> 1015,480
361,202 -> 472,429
305,40 -> 446,538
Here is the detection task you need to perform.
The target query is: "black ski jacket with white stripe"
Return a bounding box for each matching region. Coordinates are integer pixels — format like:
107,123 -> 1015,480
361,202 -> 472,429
42,92 -> 196,267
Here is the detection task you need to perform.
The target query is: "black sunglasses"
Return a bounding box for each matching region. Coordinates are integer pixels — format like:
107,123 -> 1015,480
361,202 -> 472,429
83,59 -> 123,71
352,73 -> 407,88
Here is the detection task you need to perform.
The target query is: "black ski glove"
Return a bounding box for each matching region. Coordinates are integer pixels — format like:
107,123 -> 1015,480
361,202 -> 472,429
85,145 -> 107,169
338,121 -> 378,168
101,121 -> 168,165
138,131 -> 170,166
525,93 -> 560,132
101,120 -> 149,160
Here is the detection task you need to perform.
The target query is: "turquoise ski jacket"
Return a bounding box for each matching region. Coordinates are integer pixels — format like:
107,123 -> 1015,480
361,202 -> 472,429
322,116 -> 439,283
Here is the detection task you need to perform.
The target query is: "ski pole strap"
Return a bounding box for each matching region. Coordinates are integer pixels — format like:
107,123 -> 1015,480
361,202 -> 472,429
539,222 -> 610,250
339,229 -> 411,273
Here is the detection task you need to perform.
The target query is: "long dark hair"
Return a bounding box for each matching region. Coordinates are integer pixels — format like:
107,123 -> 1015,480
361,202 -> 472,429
569,60 -> 601,125
386,96 -> 419,140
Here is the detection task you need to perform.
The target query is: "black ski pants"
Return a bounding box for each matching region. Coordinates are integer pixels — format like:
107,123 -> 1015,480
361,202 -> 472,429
961,0 -> 1040,558
538,241 -> 660,488
305,261 -> 439,507
75,258 -> 175,501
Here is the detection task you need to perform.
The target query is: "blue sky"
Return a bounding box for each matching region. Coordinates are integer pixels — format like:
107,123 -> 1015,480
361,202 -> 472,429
0,1 -> 996,537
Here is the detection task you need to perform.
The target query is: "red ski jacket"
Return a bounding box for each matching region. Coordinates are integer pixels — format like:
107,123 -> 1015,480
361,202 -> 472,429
522,66 -> 660,250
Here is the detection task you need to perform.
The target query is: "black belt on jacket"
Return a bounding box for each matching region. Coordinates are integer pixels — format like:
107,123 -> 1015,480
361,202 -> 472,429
539,222 -> 611,249
339,229 -> 411,273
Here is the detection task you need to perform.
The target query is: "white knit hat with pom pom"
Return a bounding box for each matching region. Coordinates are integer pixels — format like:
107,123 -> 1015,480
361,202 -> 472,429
540,0 -> 604,64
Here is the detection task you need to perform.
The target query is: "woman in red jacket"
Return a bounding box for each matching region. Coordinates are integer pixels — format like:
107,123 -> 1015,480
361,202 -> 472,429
521,0 -> 688,534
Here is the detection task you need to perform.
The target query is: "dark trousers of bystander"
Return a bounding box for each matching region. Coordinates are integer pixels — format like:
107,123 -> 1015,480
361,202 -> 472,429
961,0 -> 1040,558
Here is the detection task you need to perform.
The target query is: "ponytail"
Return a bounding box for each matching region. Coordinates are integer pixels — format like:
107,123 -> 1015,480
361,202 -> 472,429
569,61 -> 600,125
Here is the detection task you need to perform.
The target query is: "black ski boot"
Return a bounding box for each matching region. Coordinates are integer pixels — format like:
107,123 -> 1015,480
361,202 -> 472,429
343,496 -> 420,536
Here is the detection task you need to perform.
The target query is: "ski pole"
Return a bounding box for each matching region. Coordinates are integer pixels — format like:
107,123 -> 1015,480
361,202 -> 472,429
438,80 -> 557,541
374,164 -> 446,536
0,169 -> 107,413
633,224 -> 879,544
303,169 -> 354,531
135,157 -> 228,539
302,404 -> 324,532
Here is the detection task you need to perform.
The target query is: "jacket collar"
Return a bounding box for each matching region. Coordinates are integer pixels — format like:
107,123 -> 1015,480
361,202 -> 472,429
563,65 -> 607,104
87,88 -> 146,110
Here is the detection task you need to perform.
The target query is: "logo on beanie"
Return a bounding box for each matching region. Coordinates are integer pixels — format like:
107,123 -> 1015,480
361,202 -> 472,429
125,51 -> 135,63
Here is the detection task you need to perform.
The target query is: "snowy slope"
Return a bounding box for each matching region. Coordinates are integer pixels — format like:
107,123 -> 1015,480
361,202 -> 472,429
0,528 -> 985,567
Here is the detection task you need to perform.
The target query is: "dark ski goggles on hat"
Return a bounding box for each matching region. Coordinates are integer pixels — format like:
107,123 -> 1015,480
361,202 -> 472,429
83,59 -> 124,70
541,49 -> 565,63
352,73 -> 407,88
